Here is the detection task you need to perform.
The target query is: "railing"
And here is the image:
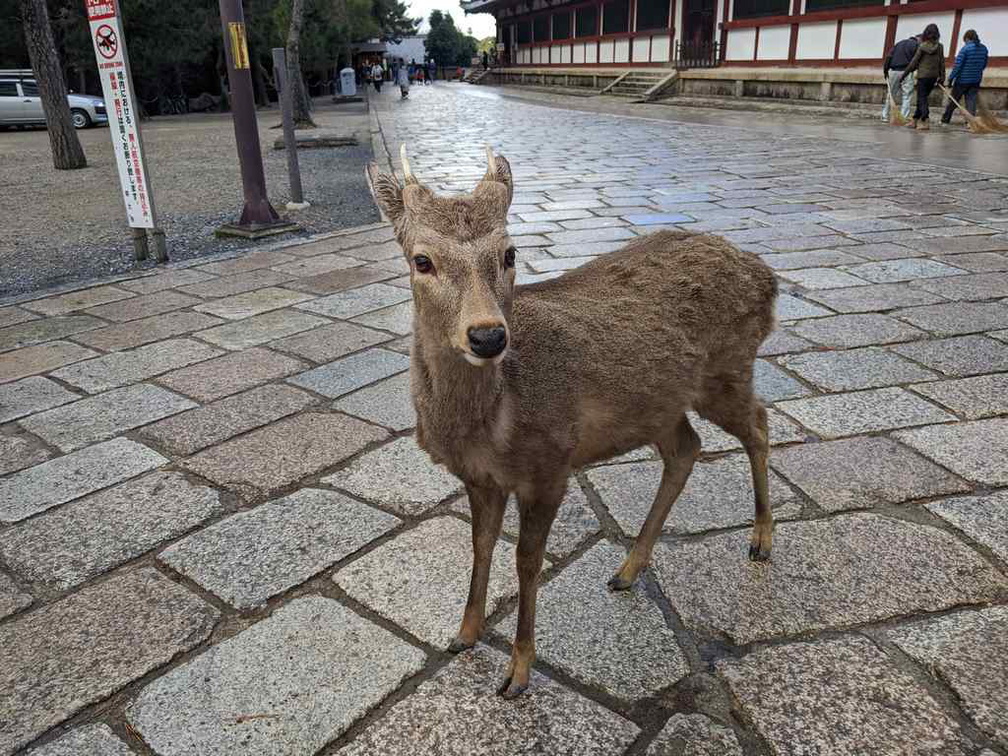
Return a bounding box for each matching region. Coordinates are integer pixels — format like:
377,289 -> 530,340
674,40 -> 720,69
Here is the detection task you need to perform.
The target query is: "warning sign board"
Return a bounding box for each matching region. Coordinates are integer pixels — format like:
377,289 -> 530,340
86,0 -> 156,229
227,22 -> 250,70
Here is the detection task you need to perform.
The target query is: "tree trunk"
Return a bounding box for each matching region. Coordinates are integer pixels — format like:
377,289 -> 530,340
20,0 -> 87,169
285,0 -> 315,127
252,57 -> 269,108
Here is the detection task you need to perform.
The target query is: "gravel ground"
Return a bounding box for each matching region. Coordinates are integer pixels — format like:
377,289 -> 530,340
0,98 -> 380,297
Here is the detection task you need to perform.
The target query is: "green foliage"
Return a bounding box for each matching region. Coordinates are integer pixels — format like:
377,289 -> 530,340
424,9 -> 479,67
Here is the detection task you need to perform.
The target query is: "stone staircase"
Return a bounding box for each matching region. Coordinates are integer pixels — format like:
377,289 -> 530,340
464,68 -> 492,84
604,70 -> 668,99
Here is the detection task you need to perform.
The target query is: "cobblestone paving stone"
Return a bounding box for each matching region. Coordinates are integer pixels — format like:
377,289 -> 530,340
2,85 -> 1007,755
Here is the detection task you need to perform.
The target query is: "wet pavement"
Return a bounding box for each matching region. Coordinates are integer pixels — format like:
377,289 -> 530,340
1,82 -> 1007,755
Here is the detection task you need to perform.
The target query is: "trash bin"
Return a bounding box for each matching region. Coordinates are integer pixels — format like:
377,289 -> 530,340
340,67 -> 356,97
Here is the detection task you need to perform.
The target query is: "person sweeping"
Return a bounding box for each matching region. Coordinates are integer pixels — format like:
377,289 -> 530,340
882,33 -> 919,123
941,30 -> 989,126
900,24 -> 945,131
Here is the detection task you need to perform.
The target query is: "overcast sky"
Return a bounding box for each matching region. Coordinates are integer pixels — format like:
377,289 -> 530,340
409,0 -> 497,39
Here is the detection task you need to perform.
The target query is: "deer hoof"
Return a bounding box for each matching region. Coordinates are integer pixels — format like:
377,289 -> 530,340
497,676 -> 529,699
607,573 -> 634,591
447,635 -> 475,654
748,542 -> 772,562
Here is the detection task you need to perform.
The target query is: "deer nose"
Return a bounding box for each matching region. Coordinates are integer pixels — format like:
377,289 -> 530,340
467,326 -> 507,358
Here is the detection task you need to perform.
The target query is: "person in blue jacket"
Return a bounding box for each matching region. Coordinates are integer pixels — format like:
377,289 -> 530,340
941,29 -> 989,124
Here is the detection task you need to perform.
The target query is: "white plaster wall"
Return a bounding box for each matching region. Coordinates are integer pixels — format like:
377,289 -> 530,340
560,44 -> 571,63
673,0 -> 684,51
758,25 -> 790,60
573,42 -> 586,63
633,36 -> 650,61
796,21 -> 837,59
586,42 -> 598,63
600,39 -> 615,62
839,17 -> 886,58
651,34 -> 671,61
615,38 -> 631,62
726,27 -> 756,61
895,12 -> 955,46
960,8 -> 1008,56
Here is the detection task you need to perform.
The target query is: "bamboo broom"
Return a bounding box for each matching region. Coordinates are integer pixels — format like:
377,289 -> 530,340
977,97 -> 1008,133
885,76 -> 907,126
938,83 -> 989,133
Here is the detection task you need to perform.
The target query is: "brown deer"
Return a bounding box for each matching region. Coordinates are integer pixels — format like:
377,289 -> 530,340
366,146 -> 778,698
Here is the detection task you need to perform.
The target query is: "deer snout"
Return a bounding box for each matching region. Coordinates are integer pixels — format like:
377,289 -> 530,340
467,326 -> 507,358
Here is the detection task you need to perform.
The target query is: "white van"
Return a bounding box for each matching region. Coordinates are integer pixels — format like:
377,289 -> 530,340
0,70 -> 108,129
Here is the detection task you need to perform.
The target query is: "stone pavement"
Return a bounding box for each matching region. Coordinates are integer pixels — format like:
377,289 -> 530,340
1,84 -> 1008,755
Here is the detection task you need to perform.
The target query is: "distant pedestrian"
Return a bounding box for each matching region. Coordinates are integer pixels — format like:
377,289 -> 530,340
882,33 -> 918,121
397,64 -> 410,99
941,29 -> 989,125
900,24 -> 945,130
427,60 -> 436,82
482,51 -> 489,70
371,62 -> 384,93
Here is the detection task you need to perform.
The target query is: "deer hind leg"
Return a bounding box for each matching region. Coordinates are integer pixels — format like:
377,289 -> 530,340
609,415 -> 700,591
698,378 -> 773,561
500,480 -> 563,699
449,481 -> 508,653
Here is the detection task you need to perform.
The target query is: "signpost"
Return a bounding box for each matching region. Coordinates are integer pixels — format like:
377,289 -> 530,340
85,0 -> 166,262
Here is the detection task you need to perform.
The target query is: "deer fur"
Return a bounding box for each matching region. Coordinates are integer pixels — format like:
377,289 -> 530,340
366,146 -> 778,699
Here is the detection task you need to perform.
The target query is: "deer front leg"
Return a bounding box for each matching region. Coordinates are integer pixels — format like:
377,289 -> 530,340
499,486 -> 562,699
448,481 -> 508,653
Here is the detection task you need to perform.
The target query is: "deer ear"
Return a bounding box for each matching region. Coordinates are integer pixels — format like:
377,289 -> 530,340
490,154 -> 514,206
365,163 -> 405,223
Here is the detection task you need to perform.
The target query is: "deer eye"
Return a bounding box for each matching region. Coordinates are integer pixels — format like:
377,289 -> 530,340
413,255 -> 434,274
504,247 -> 516,268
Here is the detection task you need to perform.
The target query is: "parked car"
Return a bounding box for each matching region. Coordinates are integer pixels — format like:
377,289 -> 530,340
0,70 -> 107,129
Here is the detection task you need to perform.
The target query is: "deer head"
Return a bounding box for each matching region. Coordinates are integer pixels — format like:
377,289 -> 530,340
367,145 -> 517,367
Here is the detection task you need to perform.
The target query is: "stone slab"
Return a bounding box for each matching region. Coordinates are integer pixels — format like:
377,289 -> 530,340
0,438 -> 167,523
780,268 -> 868,290
891,335 -> 1008,377
892,302 -> 1008,337
775,294 -> 833,321
761,249 -> 864,270
754,359 -> 812,401
22,286 -> 134,317
193,287 -> 313,320
805,284 -> 946,314
789,313 -> 925,348
0,341 -> 98,384
0,307 -> 37,329
27,724 -> 136,755
296,283 -> 411,319
653,513 -> 1006,644
270,253 -> 364,278
323,435 -> 461,516
139,384 -> 316,456
156,347 -> 307,402
757,330 -> 816,356
49,339 -> 222,393
270,321 -> 389,363
0,315 -> 105,352
842,258 -> 964,283
927,491 -> 1008,562
177,268 -> 294,299
335,517 -> 517,647
717,636 -> 967,756
889,607 -> 1008,749
0,376 -> 78,423
73,311 -> 224,351
504,542 -> 688,700
161,488 -> 398,608
779,347 -> 937,391
895,418 -> 1008,485
183,412 -> 386,500
196,249 -> 296,276
20,384 -> 196,452
0,569 -> 218,756
195,309 -> 327,350
285,265 -> 394,296
337,644 -> 640,756
352,301 -> 413,335
127,596 -> 424,756
334,372 -> 415,431
83,290 -> 200,322
689,409 -> 808,451
0,573 -> 31,620
777,387 -> 955,438
587,454 -> 801,536
119,267 -> 217,294
771,437 -> 968,512
911,373 -> 1008,419
0,471 -> 222,590
453,479 -> 600,559
645,714 -> 743,756
914,272 -> 1008,301
933,252 -> 1008,272
288,348 -> 409,399
0,433 -> 52,476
